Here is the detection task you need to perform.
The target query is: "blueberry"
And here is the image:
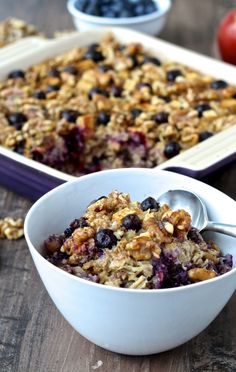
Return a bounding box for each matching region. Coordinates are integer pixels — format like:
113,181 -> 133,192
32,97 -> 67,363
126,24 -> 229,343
47,84 -> 60,92
165,264 -> 190,287
159,95 -> 171,103
195,103 -> 212,118
122,214 -> 142,232
44,234 -> 64,254
110,1 -> 123,15
88,87 -> 109,99
142,56 -> 161,66
88,195 -> 107,206
75,0 -> 87,12
95,229 -> 117,249
48,68 -> 60,77
110,86 -> 122,97
210,80 -> 228,90
60,109 -> 80,123
131,108 -> 143,118
31,148 -> 43,162
134,4 -> 145,16
70,217 -> 88,230
84,4 -> 100,16
48,251 -> 69,266
129,131 -> 146,146
139,82 -> 152,90
65,127 -> 84,152
118,44 -> 126,51
33,90 -> 46,99
100,4 -> 109,15
84,50 -> 104,63
87,43 -> 99,51
216,254 -> 233,275
14,140 -> 25,155
167,69 -> 183,82
118,148 -> 131,163
140,197 -> 159,211
152,258 -> 167,289
154,111 -> 169,124
8,69 -> 25,79
105,2 -> 120,17
103,10 -> 116,18
64,65 -> 78,75
199,131 -> 213,142
64,227 -> 73,238
8,112 -> 27,130
187,227 -> 203,244
164,141 -> 181,158
124,1 -> 133,13
145,2 -> 157,14
96,112 -> 110,125
128,54 -> 138,68
120,10 -> 130,18
97,195 -> 106,201
98,64 -> 112,72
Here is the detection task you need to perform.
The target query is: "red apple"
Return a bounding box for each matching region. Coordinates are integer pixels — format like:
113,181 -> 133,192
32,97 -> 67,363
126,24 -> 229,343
217,8 -> 236,65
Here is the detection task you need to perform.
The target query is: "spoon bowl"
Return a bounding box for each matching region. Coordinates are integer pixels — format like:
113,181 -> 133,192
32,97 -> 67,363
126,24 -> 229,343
158,189 -> 236,238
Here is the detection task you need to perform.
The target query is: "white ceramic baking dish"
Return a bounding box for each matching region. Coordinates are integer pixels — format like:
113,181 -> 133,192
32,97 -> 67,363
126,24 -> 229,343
0,29 -> 235,200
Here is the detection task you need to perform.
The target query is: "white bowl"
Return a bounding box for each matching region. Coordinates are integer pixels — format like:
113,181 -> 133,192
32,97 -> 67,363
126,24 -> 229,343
67,0 -> 171,35
24,168 -> 236,355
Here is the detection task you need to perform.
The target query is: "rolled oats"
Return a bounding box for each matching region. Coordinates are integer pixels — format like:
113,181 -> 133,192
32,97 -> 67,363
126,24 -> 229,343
44,191 -> 232,289
0,18 -> 40,48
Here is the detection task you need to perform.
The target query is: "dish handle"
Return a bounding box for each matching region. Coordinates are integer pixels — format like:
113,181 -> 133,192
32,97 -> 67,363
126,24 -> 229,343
0,32 -> 81,76
155,125 -> 236,176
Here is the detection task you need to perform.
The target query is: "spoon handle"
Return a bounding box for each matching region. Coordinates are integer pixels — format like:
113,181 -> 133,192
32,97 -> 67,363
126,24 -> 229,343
206,221 -> 236,238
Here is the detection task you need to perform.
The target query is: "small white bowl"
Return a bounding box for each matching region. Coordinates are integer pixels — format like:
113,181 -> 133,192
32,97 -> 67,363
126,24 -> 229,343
67,0 -> 172,35
24,168 -> 236,355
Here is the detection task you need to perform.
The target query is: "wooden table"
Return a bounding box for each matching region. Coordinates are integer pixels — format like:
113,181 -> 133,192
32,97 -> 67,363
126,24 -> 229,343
0,1 -> 235,371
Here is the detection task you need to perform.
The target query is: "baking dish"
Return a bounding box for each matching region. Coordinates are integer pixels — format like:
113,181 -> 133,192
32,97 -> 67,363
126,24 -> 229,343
0,29 -> 235,200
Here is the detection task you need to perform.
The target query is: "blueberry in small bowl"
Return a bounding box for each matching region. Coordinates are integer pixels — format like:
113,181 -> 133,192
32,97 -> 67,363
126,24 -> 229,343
67,0 -> 172,36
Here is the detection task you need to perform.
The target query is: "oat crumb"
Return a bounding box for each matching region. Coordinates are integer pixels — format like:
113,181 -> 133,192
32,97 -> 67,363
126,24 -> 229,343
91,360 -> 103,370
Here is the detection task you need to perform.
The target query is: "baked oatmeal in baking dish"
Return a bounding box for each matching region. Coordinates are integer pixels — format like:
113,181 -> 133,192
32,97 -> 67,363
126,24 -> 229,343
0,18 -> 40,48
44,191 -> 232,289
0,34 -> 236,175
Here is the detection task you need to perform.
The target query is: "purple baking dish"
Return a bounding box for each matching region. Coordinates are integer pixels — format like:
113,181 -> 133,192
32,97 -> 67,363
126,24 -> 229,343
0,29 -> 235,200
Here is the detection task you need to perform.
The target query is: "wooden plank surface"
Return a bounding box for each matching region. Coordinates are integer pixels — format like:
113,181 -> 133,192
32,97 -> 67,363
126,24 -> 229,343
0,0 -> 236,371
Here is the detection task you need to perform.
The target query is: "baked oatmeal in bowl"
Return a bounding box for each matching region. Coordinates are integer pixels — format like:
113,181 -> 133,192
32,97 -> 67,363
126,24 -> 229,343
24,168 -> 236,355
44,190 -> 232,289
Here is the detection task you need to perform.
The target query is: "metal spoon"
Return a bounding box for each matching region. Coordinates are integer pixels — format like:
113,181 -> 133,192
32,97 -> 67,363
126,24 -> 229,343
158,189 -> 236,238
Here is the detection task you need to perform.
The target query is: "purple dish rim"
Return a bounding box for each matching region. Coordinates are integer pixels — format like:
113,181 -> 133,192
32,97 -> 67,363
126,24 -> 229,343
0,145 -> 235,201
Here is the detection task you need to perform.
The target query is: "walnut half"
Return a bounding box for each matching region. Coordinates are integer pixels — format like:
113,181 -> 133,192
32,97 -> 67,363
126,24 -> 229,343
188,267 -> 216,282
0,217 -> 24,240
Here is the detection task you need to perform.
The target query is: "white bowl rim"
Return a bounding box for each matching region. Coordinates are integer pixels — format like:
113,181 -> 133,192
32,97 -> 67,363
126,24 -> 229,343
24,168 -> 236,295
67,0 -> 171,25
